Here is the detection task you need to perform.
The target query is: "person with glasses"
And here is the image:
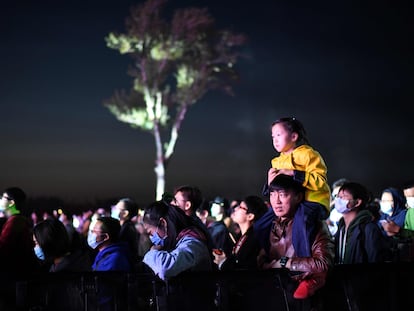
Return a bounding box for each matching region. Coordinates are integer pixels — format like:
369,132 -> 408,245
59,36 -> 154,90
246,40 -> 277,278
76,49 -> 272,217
88,216 -> 132,310
212,195 -> 269,311
326,178 -> 349,236
171,185 -> 215,254
212,195 -> 268,271
171,185 -> 203,218
0,187 -> 41,309
88,216 -> 132,272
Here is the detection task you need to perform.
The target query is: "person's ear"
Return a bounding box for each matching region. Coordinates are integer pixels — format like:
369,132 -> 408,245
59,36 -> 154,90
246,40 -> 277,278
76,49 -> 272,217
296,192 -> 304,202
8,199 -> 15,208
246,213 -> 255,222
291,132 -> 299,142
353,198 -> 362,208
185,201 -> 192,212
102,233 -> 110,242
159,218 -> 167,232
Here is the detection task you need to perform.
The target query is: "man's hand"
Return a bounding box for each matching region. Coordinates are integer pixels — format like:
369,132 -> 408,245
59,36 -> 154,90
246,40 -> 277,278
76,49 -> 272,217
212,249 -> 227,268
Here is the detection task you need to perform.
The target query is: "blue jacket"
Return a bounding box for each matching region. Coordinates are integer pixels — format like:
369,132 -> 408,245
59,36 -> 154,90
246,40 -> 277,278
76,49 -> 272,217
92,242 -> 131,272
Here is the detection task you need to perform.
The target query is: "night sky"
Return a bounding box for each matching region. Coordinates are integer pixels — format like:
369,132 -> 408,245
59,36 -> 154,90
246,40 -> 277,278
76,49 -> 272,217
1,0 -> 413,206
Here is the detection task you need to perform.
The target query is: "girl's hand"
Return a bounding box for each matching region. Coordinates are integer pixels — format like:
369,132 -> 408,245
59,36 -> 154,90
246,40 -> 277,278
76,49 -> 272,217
275,169 -> 294,176
268,168 -> 278,185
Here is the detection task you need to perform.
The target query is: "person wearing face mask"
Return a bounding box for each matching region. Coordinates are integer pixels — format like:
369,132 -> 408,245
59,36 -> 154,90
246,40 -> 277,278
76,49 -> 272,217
142,201 -> 213,279
33,218 -> 91,272
333,182 -> 389,264
142,200 -> 215,311
377,187 -> 407,238
0,187 -> 41,309
379,184 -> 414,261
403,181 -> 414,209
88,217 -> 132,310
88,217 -> 131,272
111,198 -> 140,264
31,218 -> 91,310
333,183 -> 394,311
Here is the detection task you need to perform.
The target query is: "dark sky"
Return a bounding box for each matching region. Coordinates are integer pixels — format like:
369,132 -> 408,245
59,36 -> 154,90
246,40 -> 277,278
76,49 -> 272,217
1,0 -> 413,205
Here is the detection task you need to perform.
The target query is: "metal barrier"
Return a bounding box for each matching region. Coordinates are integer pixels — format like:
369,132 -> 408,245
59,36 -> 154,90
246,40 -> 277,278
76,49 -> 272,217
13,262 -> 414,311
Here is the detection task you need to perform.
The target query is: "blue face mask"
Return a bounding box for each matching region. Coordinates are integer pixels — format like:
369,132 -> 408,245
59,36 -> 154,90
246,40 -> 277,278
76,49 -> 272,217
334,197 -> 352,214
34,245 -> 45,260
150,231 -> 166,246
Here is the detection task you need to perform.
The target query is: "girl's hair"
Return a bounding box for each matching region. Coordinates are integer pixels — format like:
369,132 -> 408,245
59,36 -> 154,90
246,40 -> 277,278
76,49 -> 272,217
33,218 -> 70,260
143,200 -> 210,251
272,117 -> 310,146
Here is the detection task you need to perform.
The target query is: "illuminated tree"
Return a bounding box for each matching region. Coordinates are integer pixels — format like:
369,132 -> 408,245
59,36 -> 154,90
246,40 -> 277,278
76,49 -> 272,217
104,0 -> 246,200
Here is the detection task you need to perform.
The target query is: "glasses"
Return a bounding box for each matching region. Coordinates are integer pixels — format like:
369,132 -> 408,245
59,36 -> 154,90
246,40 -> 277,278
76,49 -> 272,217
2,195 -> 12,201
172,197 -> 186,204
90,229 -> 106,235
235,205 -> 249,212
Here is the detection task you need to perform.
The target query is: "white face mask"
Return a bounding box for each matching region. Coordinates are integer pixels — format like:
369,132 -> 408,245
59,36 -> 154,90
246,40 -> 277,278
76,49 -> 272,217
406,197 -> 414,209
87,231 -> 105,249
380,202 -> 393,215
334,197 -> 352,214
211,203 -> 222,218
111,208 -> 121,220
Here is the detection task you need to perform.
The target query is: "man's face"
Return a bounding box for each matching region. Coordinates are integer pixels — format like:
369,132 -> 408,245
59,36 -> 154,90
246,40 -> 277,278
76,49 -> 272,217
404,186 -> 414,208
269,189 -> 301,219
111,201 -> 127,220
0,192 -> 13,213
210,203 -> 222,219
173,191 -> 187,209
172,191 -> 191,216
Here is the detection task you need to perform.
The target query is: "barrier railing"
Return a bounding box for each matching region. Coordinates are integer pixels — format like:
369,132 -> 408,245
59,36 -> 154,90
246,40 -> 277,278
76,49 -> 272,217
12,262 -> 414,311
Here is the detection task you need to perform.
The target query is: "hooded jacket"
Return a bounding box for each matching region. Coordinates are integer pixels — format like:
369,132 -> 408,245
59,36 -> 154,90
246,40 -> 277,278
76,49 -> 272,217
335,210 -> 389,264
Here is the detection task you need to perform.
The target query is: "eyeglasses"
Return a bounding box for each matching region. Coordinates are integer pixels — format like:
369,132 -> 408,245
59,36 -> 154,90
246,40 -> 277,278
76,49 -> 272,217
90,229 -> 106,235
172,197 -> 187,205
2,195 -> 12,201
235,205 -> 249,212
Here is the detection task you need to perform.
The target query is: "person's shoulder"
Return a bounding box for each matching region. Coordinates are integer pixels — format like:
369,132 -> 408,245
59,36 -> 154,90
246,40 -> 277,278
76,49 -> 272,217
296,144 -> 322,155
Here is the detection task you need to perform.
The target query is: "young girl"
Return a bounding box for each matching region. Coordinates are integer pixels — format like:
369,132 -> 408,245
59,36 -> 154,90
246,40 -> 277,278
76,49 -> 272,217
266,117 -> 331,257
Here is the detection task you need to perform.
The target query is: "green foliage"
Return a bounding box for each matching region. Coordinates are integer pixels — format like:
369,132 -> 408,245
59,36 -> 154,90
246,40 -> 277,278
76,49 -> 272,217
103,0 -> 246,132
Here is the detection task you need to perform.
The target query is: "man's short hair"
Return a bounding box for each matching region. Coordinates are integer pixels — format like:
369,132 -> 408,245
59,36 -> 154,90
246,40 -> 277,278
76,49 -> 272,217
268,174 -> 305,194
4,187 -> 27,211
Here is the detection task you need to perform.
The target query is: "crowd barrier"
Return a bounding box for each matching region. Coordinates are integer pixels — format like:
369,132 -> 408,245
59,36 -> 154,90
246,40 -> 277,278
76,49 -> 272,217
10,262 -> 414,311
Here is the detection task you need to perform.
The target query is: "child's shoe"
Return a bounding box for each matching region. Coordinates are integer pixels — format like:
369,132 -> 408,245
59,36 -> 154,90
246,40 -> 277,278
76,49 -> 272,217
293,279 -> 318,299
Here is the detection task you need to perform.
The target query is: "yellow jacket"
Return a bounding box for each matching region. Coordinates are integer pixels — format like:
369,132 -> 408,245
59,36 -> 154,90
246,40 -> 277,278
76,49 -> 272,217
271,144 -> 330,211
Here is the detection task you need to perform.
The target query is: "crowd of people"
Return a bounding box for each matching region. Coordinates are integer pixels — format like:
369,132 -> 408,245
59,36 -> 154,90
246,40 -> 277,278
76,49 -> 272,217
1,117 -> 413,310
